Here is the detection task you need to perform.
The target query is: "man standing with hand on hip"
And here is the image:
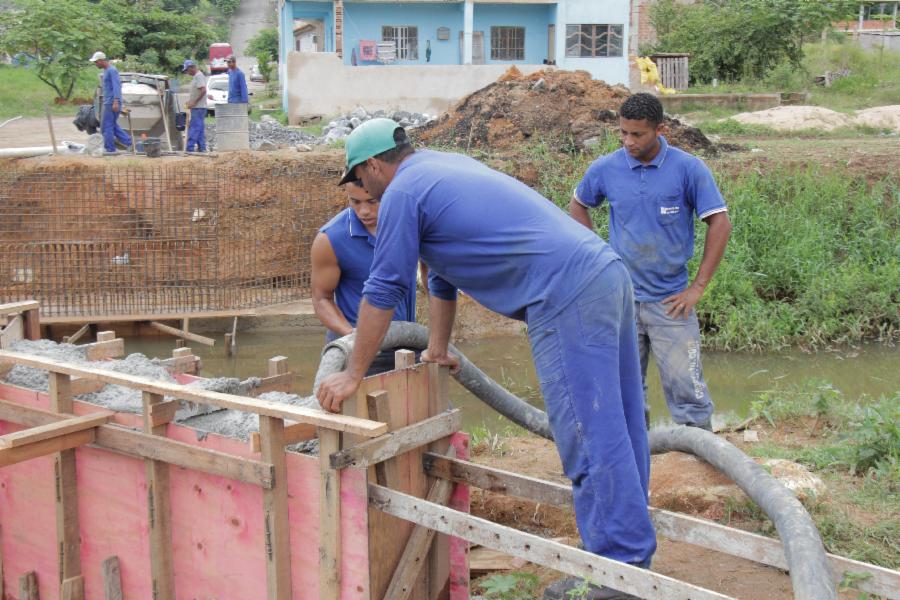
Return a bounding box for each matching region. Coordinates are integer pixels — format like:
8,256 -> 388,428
570,93 -> 732,431
182,59 -> 207,152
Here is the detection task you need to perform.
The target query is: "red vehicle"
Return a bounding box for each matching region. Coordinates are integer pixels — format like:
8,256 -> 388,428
209,42 -> 234,74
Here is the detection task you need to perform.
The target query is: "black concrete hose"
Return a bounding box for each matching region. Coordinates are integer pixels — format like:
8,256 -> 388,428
316,321 -> 836,600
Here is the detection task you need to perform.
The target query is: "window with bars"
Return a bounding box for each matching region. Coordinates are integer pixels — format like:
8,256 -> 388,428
490,26 -> 525,60
565,24 -> 624,58
382,25 -> 419,60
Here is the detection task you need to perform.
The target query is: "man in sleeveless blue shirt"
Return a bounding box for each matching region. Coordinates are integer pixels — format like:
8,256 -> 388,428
316,119 -> 656,595
570,94 -> 732,431
311,180 -> 416,374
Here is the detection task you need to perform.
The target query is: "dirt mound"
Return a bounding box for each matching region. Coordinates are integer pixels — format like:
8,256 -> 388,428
854,105 -> 900,132
416,67 -> 715,154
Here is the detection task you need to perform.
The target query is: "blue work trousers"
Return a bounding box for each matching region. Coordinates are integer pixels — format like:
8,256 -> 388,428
636,301 -> 714,426
186,108 -> 207,152
101,104 -> 131,152
528,260 -> 656,565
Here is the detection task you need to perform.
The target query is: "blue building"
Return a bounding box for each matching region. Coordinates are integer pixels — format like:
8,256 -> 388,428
279,0 -> 637,85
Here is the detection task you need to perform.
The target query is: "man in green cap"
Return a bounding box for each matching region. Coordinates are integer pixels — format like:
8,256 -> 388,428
316,118 -> 656,596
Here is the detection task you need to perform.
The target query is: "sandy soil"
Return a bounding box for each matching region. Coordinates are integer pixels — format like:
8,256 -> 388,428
470,436 -> 861,600
731,104 -> 900,132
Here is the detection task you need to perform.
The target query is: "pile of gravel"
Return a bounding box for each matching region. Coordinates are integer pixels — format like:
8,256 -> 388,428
205,117 -> 319,151
322,107 -> 436,143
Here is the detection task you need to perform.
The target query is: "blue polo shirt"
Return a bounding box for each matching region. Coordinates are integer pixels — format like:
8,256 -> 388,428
101,66 -> 123,106
227,68 -> 248,103
320,208 -> 415,340
363,150 -> 619,326
575,137 -> 727,302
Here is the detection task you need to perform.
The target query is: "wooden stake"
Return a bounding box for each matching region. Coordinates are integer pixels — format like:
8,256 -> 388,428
318,427 -> 341,600
259,415 -> 291,600
142,391 -> 175,600
19,571 -> 38,600
23,307 -> 41,341
224,333 -> 234,356
366,391 -> 398,487
269,356 -> 288,376
394,349 -> 415,370
149,321 -> 215,346
102,556 -> 123,600
61,576 -> 84,600
45,104 -> 58,153
63,323 -> 90,345
426,362 -> 452,600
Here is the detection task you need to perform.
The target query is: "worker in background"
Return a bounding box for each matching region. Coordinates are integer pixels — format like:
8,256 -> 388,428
570,93 -> 732,432
310,180 -> 418,375
316,119 -> 656,598
89,51 -> 131,154
225,55 -> 248,104
182,59 -> 207,152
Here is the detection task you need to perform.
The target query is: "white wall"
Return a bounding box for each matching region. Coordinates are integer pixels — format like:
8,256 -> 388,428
286,52 -> 544,122
557,0 -> 631,85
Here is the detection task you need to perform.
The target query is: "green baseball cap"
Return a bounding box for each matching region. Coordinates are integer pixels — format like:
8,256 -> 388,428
338,118 -> 402,185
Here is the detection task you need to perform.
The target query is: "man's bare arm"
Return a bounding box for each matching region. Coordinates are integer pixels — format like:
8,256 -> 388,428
569,197 -> 594,230
310,233 -> 354,337
663,211 -> 732,319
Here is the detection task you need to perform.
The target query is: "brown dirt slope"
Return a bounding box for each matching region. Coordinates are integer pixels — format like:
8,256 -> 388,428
416,67 -> 715,155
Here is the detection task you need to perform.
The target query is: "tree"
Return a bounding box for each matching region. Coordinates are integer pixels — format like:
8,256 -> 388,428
650,0 -> 858,83
0,0 -> 123,99
247,27 -> 278,82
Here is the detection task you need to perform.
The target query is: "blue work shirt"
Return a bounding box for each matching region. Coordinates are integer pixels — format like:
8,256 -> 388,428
575,137 -> 727,302
321,207 -> 416,340
227,68 -> 248,103
363,150 -> 619,326
101,65 -> 123,106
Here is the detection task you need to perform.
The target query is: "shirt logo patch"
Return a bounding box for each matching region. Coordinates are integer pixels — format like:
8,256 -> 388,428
660,206 -> 680,215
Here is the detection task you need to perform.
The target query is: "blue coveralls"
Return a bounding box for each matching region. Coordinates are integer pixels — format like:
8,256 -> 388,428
575,136 -> 728,427
186,71 -> 207,152
364,150 -> 657,565
227,68 -> 249,104
101,65 -> 131,153
320,208 -> 417,374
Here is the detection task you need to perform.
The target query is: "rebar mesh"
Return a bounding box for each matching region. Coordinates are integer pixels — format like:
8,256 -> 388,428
0,157 -> 345,317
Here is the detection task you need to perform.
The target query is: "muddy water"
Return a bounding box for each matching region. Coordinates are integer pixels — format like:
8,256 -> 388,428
126,328 -> 899,431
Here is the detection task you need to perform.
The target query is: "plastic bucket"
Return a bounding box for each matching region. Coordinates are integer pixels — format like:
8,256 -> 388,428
143,137 -> 162,158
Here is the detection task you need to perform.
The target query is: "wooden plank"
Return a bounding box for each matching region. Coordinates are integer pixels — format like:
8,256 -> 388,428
269,356 -> 288,376
260,415 -> 291,600
0,300 -> 40,315
22,307 -> 40,341
96,331 -> 115,342
148,400 -> 178,428
70,377 -> 106,396
249,421 -> 317,453
102,556 -> 123,600
330,409 -> 462,469
63,323 -> 90,345
149,321 -> 215,347
394,349 -> 415,370
83,338 -> 125,361
426,363 -> 451,600
0,428 -> 94,467
142,391 -> 174,600
19,571 -> 39,600
61,575 -> 84,600
469,547 -> 528,575
425,455 -> 900,599
250,373 -> 294,396
319,427 -> 341,600
383,445 -> 457,600
366,391 -> 399,487
0,399 -> 276,488
369,484 -> 734,600
0,315 -> 23,349
0,350 -> 388,437
0,412 -> 112,448
172,347 -> 192,359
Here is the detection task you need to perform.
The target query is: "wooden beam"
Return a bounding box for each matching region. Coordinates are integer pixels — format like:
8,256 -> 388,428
62,323 -> 90,345
0,300 -> 40,315
19,571 -> 39,600
82,338 -> 125,361
250,373 -> 294,397
224,333 -> 234,356
260,416 -> 291,600
366,391 -> 399,488
142,391 -> 175,600
23,308 -> 41,341
394,349 -> 415,370
269,356 -> 288,376
70,377 -> 106,396
0,412 -> 112,448
383,446 -> 457,600
61,576 -> 84,600
0,399 -> 275,488
330,409 -> 462,469
0,428 -> 94,467
319,427 -> 341,600
424,455 -> 900,600
148,400 -> 179,428
426,362 -> 452,600
249,421 -> 316,453
102,556 -> 123,600
369,484 -> 734,600
96,331 -> 115,342
0,351 -> 388,437
0,315 -> 23,349
149,321 -> 215,347
50,373 -> 84,592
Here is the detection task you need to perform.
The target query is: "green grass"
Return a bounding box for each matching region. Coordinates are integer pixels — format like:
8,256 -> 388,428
0,64 -> 98,118
685,40 -> 900,112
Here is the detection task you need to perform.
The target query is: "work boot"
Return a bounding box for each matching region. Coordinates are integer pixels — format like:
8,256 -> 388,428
543,577 -> 639,600
686,419 -> 713,432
